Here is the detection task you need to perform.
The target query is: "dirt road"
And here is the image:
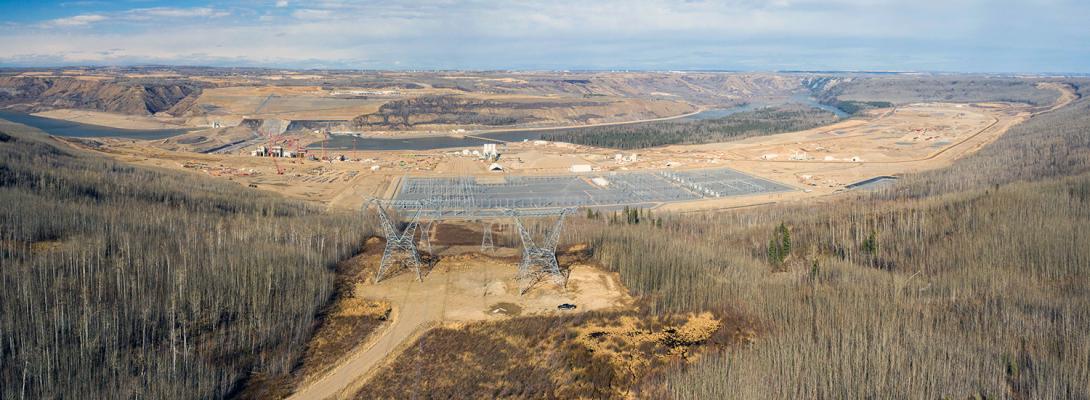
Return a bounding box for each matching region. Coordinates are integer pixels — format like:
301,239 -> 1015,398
286,299 -> 438,400
286,257 -> 630,400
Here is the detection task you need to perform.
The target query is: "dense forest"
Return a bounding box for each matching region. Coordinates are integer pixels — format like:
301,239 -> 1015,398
822,99 -> 892,115
351,95 -> 606,129
539,106 -> 839,149
0,122 -> 370,399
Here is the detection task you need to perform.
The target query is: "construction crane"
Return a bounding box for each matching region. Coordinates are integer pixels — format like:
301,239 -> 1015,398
322,122 -> 331,161
261,119 -> 286,175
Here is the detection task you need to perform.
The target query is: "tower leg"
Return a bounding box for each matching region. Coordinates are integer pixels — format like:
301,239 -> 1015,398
508,208 -> 573,294
481,221 -> 494,253
420,221 -> 433,255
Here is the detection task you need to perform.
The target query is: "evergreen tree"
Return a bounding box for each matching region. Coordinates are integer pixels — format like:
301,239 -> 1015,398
779,223 -> 791,255
768,222 -> 791,267
768,238 -> 782,266
862,231 -> 878,255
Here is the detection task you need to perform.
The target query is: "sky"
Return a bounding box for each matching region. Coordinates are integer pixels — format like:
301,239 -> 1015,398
0,0 -> 1087,72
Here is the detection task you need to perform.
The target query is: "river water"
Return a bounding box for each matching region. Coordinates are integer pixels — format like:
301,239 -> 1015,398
312,95 -> 846,151
2,94 -> 844,150
311,106 -> 752,151
0,110 -> 192,139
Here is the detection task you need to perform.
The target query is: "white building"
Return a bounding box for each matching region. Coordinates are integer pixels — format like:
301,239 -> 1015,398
482,143 -> 499,160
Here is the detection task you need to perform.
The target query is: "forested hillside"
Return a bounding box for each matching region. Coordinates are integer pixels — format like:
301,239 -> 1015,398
0,121 -> 368,399
567,82 -> 1090,398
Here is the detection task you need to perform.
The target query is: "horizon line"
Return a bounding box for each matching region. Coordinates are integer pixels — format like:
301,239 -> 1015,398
1,64 -> 1088,76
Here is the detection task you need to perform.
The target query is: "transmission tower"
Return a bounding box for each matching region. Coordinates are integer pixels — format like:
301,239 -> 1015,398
480,221 -> 495,253
508,208 -> 574,294
418,207 -> 442,255
419,219 -> 434,255
367,198 -> 427,282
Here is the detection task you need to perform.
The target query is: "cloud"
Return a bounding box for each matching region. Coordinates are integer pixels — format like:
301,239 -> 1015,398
126,7 -> 230,19
291,9 -> 335,19
47,14 -> 107,27
60,1 -> 107,7
4,0 -> 1089,72
41,7 -> 230,27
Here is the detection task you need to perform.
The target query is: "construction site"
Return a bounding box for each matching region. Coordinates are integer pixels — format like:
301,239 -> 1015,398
2,66 -> 1081,400
3,68 -> 1073,218
65,95 -> 1062,216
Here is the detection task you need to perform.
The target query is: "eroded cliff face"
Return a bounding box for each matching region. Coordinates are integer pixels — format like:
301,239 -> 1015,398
0,77 -> 202,116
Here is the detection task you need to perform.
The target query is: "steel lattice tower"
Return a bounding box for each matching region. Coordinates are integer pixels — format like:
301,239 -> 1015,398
480,221 -> 495,253
508,208 -> 574,294
419,220 -> 433,255
367,198 -> 427,282
418,207 -> 442,255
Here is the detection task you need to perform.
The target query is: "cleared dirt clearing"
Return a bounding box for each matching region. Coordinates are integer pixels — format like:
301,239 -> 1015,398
288,247 -> 631,400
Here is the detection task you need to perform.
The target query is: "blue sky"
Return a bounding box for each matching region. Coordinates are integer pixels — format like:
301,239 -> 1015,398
0,0 -> 1087,72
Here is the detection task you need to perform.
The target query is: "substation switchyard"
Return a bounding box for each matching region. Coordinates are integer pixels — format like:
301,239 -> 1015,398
368,167 -> 791,294
393,167 -> 792,216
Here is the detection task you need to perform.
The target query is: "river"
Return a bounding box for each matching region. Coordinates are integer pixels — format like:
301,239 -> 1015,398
310,95 -> 847,151
0,110 -> 192,140
2,94 -> 845,150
